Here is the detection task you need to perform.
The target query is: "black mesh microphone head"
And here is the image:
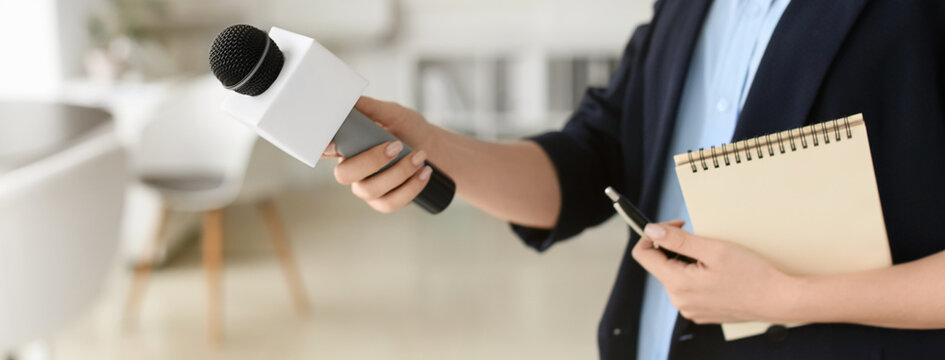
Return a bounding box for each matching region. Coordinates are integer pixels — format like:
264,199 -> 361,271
209,24 -> 284,96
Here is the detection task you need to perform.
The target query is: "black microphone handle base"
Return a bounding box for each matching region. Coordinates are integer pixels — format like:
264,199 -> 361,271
413,163 -> 455,214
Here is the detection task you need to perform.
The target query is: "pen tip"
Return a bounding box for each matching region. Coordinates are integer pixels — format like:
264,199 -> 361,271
604,187 -> 620,201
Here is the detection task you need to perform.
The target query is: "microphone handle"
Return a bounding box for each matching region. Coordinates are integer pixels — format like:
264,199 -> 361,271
332,109 -> 455,214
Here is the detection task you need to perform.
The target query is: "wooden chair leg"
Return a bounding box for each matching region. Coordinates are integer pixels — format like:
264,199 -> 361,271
124,206 -> 170,325
202,209 -> 225,345
257,199 -> 312,317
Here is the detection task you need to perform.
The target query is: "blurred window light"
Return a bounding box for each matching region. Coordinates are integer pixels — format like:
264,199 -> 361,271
0,0 -> 62,100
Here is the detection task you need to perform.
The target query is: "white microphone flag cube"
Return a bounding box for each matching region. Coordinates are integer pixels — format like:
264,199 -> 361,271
220,27 -> 368,167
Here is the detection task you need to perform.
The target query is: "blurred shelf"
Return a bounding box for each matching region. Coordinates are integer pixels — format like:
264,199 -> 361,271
415,53 -> 620,140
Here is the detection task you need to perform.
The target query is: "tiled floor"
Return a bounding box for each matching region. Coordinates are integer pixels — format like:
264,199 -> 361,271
51,182 -> 629,359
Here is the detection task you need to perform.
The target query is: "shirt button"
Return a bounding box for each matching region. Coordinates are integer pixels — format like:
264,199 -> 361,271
613,328 -> 621,336
716,98 -> 729,112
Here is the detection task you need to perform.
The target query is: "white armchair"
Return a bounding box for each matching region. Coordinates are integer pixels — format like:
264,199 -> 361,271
0,103 -> 126,352
123,75 -> 311,344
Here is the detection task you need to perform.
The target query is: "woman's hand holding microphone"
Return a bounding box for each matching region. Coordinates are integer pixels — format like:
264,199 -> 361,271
322,97 -> 440,213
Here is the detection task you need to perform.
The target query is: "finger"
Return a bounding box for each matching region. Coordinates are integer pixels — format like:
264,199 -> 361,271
334,141 -> 402,185
351,151 -> 427,200
653,220 -> 685,250
665,219 -> 686,228
644,223 -> 720,262
367,166 -> 433,213
322,142 -> 341,158
632,237 -> 682,278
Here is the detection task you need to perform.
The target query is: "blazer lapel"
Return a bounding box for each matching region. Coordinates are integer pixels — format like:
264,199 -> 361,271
640,0 -> 712,206
732,0 -> 871,141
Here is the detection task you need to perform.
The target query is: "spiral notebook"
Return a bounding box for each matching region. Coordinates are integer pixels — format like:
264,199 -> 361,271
673,113 -> 892,341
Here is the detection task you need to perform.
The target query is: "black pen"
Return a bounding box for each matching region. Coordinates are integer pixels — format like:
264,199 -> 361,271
604,187 -> 695,263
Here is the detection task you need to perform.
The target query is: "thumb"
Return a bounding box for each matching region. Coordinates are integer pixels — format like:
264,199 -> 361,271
665,219 -> 686,228
644,223 -> 717,261
354,96 -> 408,128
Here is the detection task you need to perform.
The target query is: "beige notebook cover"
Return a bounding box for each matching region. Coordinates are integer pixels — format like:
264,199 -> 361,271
673,114 -> 892,341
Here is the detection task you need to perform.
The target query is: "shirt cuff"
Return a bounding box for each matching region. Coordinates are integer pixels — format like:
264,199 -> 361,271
510,131 -> 609,252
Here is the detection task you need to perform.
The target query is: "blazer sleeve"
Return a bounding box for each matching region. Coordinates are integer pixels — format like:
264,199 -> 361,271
511,24 -> 650,251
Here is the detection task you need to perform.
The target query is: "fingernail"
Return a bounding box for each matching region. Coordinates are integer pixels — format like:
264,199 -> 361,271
644,224 -> 666,239
386,141 -> 403,157
419,166 -> 432,181
412,151 -> 427,166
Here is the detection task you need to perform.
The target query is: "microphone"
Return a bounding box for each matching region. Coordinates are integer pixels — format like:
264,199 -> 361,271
209,24 -> 454,214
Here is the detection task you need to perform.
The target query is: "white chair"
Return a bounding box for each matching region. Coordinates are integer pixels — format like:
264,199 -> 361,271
0,104 -> 126,353
123,75 -> 311,344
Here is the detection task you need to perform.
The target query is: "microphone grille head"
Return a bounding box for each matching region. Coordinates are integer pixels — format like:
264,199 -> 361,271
209,24 -> 284,96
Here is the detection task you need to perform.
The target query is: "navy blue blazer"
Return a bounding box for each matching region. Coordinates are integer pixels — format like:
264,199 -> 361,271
512,0 -> 945,359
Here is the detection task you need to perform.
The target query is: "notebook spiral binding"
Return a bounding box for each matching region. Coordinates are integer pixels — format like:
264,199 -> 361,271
683,114 -> 861,173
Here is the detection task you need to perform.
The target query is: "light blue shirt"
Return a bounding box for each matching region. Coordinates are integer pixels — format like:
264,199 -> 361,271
636,0 -> 791,359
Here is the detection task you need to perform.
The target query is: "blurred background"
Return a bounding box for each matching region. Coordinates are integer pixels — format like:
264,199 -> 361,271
0,0 -> 652,359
